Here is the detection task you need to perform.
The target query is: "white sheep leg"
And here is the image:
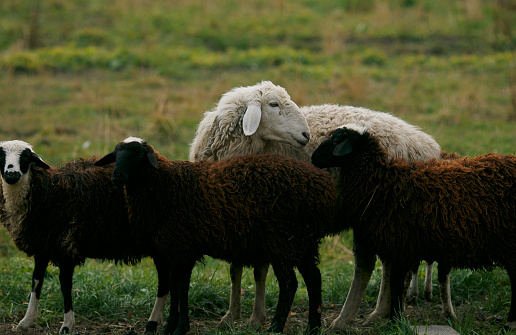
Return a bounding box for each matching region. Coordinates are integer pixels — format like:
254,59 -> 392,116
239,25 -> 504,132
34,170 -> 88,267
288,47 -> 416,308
249,264 -> 268,328
407,272 -> 419,300
424,261 -> 434,301
329,251 -> 376,331
16,291 -> 39,331
217,263 -> 243,328
148,295 -> 168,325
59,310 -> 75,334
439,267 -> 457,322
364,261 -> 391,325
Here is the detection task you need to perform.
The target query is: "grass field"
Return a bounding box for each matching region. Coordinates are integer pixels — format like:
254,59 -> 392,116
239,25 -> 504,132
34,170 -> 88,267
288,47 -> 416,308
1,0 -> 516,334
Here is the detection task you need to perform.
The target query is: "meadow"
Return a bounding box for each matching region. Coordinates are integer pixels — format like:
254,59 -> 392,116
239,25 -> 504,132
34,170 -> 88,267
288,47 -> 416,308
0,0 -> 515,334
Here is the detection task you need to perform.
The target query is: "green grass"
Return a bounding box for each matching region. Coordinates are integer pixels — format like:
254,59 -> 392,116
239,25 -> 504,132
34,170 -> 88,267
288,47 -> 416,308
1,0 -> 516,334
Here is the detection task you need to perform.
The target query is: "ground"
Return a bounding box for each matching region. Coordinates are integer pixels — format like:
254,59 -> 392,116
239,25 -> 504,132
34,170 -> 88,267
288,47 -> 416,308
0,300 -> 508,334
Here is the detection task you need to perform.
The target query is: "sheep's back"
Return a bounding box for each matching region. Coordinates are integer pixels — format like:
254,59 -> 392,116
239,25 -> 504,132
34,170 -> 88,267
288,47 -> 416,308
11,159 -> 143,266
199,154 -> 337,265
352,153 -> 516,269
301,105 -> 441,162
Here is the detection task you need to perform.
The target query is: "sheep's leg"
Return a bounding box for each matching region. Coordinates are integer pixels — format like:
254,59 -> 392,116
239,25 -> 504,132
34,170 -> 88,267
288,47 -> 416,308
364,260 -> 392,325
146,257 -> 170,335
16,255 -> 49,331
163,272 -> 179,335
438,263 -> 456,322
58,264 -> 75,334
505,269 -> 516,330
297,261 -> 322,335
389,263 -> 409,320
249,263 -> 269,328
217,263 -> 242,329
424,261 -> 434,301
329,244 -> 376,331
407,263 -> 420,301
268,264 -> 298,334
168,263 -> 194,335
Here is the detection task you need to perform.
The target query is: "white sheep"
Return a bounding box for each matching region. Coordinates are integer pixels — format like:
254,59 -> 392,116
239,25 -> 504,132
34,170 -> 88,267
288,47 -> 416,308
189,80 -> 311,328
189,82 -> 442,330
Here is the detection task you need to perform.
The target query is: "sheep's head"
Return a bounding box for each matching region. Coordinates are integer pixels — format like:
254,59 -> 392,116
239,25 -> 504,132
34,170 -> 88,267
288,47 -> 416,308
94,137 -> 158,187
218,81 -> 310,148
0,140 -> 50,185
311,125 -> 371,168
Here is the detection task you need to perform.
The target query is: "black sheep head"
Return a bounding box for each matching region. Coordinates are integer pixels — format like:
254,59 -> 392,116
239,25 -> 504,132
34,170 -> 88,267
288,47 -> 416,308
0,140 -> 50,185
311,125 -> 371,169
95,137 -> 158,187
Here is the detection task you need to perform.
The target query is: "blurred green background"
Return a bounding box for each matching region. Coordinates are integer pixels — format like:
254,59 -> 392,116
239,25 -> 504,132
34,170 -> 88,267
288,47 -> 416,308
1,0 -> 515,334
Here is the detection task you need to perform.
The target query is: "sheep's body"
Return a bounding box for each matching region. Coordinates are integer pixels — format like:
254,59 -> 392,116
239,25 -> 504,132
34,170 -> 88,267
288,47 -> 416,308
311,126 -> 516,329
96,138 -> 337,335
190,97 -> 441,329
0,141 -> 168,335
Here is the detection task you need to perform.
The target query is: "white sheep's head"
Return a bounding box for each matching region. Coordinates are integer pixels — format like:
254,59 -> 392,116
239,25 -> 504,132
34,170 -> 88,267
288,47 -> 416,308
217,81 -> 310,147
311,125 -> 371,168
0,140 -> 50,185
95,137 -> 158,187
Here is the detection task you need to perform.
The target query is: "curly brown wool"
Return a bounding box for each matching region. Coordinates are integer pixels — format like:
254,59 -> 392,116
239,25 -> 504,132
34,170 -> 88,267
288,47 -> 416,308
312,126 -> 516,330
97,138 -> 337,335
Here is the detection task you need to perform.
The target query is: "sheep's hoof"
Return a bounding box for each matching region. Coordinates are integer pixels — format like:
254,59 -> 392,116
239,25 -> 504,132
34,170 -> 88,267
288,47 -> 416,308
216,313 -> 235,329
504,321 -> 516,331
248,313 -> 266,329
328,316 -> 353,332
145,320 -> 158,334
15,319 -> 33,331
442,311 -> 457,323
363,311 -> 386,326
59,326 -> 70,334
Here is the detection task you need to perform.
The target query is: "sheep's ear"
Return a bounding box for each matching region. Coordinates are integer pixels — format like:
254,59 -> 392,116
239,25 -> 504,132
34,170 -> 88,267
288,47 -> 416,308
333,139 -> 353,156
94,152 -> 116,166
146,152 -> 158,169
30,152 -> 50,169
243,103 -> 261,136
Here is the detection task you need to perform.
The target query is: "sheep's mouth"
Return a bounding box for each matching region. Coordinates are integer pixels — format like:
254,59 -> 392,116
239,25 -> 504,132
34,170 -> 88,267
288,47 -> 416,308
295,139 -> 308,147
292,135 -> 309,147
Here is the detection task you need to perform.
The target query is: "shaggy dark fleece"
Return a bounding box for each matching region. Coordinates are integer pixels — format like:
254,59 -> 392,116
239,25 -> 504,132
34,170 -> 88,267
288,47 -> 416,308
96,139 -> 337,335
312,126 -> 516,329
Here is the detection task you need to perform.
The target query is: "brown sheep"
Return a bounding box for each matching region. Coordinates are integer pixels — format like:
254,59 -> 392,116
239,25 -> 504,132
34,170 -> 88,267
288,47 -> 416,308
311,125 -> 516,330
95,136 -> 338,335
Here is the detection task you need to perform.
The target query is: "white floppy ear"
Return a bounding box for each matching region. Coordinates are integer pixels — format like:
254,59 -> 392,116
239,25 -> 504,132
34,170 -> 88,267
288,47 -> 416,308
242,103 -> 262,136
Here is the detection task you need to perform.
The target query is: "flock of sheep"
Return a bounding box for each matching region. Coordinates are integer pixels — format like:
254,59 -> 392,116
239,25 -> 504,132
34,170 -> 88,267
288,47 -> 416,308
0,80 -> 515,335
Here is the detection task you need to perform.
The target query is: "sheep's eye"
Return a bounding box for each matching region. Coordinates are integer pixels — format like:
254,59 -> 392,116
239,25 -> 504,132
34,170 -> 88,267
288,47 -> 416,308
269,102 -> 279,107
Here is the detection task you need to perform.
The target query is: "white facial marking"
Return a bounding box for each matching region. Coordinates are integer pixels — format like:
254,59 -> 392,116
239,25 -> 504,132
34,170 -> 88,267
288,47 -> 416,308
123,136 -> 144,144
339,124 -> 368,134
1,141 -> 36,215
0,140 -> 33,174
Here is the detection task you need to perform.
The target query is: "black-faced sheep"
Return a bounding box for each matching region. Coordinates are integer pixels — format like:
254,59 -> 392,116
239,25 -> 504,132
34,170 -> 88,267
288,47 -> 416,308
190,82 -> 441,330
0,140 -> 169,335
311,125 -> 516,330
95,137 -> 337,335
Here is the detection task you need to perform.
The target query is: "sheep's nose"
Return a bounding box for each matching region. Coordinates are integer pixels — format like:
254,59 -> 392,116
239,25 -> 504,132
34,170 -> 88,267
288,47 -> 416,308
302,132 -> 310,141
4,171 -> 21,185
111,172 -> 127,187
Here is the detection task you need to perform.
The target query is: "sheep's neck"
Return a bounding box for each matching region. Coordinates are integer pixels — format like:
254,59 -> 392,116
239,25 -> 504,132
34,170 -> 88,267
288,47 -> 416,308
2,172 -> 31,221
